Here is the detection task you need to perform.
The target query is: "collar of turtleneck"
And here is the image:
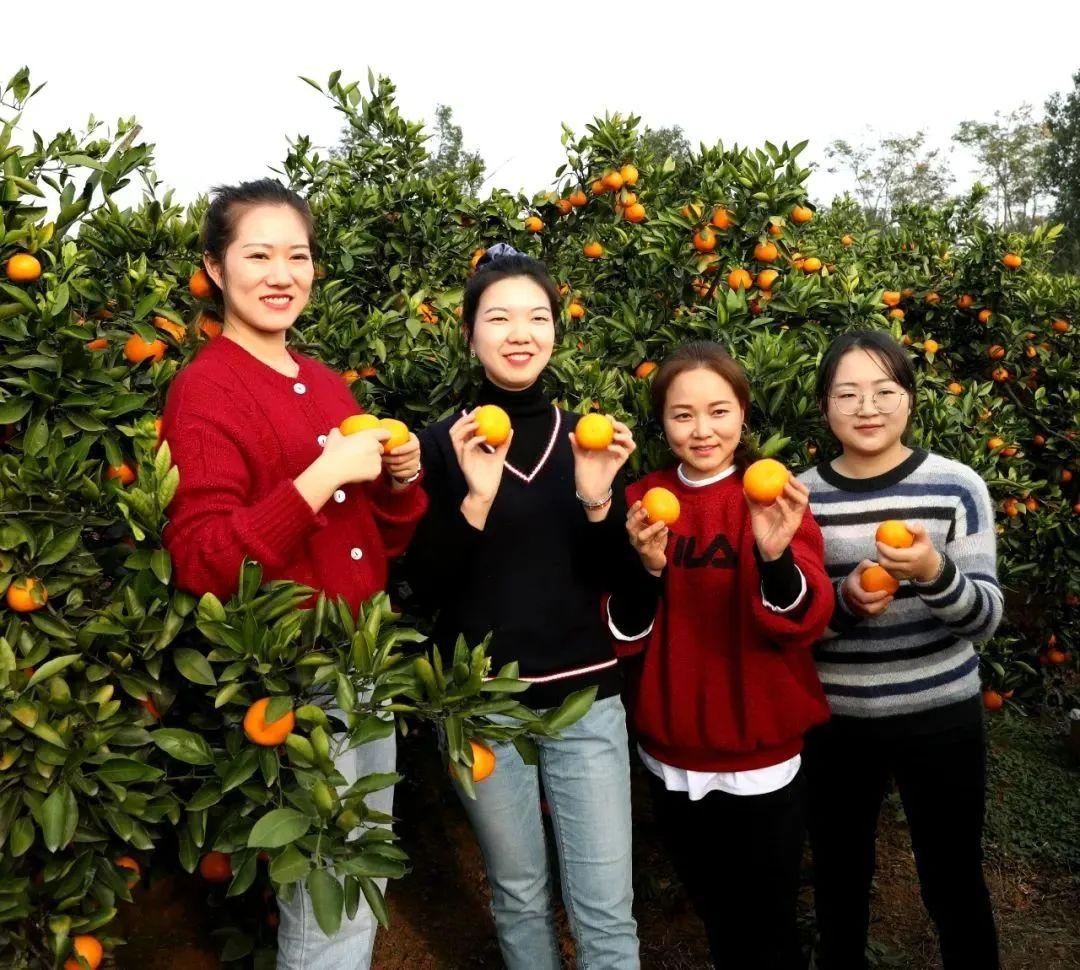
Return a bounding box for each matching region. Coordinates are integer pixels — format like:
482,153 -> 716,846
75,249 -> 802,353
477,377 -> 551,418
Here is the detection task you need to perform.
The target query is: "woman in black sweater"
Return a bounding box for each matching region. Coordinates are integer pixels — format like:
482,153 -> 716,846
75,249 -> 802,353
407,245 -> 640,969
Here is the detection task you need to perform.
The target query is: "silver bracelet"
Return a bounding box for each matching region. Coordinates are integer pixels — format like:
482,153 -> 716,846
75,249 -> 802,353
393,465 -> 422,486
576,488 -> 613,509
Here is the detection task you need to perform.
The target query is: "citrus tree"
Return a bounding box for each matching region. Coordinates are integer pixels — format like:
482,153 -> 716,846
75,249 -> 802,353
1,65 -> 1078,968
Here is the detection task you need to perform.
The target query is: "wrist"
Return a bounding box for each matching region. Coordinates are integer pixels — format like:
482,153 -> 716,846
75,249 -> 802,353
917,552 -> 945,584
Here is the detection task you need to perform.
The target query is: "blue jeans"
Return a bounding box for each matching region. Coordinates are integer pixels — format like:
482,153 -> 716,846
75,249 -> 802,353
276,725 -> 395,970
458,694 -> 640,970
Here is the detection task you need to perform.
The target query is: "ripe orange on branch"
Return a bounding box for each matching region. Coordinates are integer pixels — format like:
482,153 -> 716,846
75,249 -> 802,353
634,361 -> 657,379
1001,253 -> 1022,269
583,241 -> 604,259
5,252 -> 42,282
727,268 -> 753,291
6,578 -> 47,613
64,935 -> 103,970
189,268 -> 213,299
243,698 -> 295,747
199,851 -> 233,883
791,205 -> 813,224
753,242 -> 778,263
711,207 -> 734,229
692,228 -> 717,253
467,740 -> 496,782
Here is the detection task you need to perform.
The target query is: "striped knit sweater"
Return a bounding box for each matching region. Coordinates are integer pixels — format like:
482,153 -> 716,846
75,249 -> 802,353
797,448 -> 1003,729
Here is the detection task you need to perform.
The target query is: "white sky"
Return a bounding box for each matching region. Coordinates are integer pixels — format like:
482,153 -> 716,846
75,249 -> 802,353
8,1 -> 1080,208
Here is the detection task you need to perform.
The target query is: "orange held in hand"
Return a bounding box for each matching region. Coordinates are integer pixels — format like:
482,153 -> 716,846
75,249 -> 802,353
575,413 -> 615,450
860,564 -> 899,594
243,697 -> 295,747
340,413 -> 381,436
198,850 -> 233,883
378,418 -> 411,452
875,520 -> 914,548
64,935 -> 103,970
743,459 -> 790,505
6,577 -> 47,613
475,405 -> 511,446
641,487 -> 680,526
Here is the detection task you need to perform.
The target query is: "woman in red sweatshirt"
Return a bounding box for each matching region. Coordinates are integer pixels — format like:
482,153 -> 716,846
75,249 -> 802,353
607,341 -> 831,970
161,179 -> 427,969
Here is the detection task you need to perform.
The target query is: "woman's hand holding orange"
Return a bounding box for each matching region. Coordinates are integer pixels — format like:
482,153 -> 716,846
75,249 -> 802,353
875,522 -> 942,583
841,560 -> 895,616
384,432 -> 421,488
746,477 -> 811,562
627,501 -> 668,575
451,410 -> 512,529
569,419 -> 636,519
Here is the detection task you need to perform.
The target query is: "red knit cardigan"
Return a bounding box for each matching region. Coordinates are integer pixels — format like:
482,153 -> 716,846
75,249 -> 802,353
161,337 -> 427,611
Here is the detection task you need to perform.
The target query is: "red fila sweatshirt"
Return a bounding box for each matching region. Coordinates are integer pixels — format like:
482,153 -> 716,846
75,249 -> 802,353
611,466 -> 832,772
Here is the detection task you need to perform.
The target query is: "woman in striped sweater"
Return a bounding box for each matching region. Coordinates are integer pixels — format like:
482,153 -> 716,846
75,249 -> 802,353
797,330 -> 1002,969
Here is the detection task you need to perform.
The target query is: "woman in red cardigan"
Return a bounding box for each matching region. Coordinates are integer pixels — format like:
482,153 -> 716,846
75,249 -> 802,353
161,179 -> 427,970
607,342 -> 831,970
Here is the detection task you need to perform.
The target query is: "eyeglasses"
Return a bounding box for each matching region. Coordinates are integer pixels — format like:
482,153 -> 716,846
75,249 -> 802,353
829,389 -> 907,415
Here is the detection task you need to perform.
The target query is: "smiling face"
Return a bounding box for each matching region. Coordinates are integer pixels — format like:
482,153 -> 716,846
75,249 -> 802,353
825,348 -> 913,458
662,367 -> 745,479
204,204 -> 314,338
470,275 -> 555,390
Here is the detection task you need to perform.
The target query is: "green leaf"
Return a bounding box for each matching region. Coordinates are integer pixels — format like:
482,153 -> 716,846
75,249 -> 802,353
173,647 -> 216,686
542,686 -> 597,733
268,844 -> 312,885
27,654 -> 79,688
306,868 -> 344,937
358,875 -> 390,928
150,548 -> 172,585
40,782 -> 77,853
95,759 -> 164,784
36,526 -> 80,566
247,808 -> 310,849
151,728 -> 214,765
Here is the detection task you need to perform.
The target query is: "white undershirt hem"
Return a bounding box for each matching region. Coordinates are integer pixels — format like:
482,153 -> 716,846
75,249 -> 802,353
639,746 -> 801,799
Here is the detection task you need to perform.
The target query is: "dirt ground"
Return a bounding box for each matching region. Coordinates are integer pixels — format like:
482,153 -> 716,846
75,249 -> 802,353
116,724 -> 1080,970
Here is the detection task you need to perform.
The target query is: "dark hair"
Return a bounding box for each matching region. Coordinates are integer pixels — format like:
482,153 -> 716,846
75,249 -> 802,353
651,341 -> 755,471
461,247 -> 561,341
815,329 -> 916,421
200,179 -> 316,305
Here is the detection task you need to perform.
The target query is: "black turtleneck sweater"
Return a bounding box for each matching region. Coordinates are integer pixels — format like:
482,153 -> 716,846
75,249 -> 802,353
406,379 -> 626,708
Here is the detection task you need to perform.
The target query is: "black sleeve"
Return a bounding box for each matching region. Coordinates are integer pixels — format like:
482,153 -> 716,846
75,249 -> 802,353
753,546 -> 804,610
399,425 -> 484,613
608,558 -> 663,638
828,580 -> 864,634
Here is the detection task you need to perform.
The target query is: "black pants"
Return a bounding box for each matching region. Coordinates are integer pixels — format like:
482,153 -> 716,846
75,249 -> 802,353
804,715 -> 999,970
648,768 -> 807,970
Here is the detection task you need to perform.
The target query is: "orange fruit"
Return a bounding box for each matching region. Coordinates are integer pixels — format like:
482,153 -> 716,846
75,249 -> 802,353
882,291 -> 901,307
378,418 -> 411,452
743,458 -> 790,505
106,463 -> 136,486
876,520 -> 914,548
756,269 -> 780,291
475,405 -> 511,447
5,252 -> 42,283
841,234 -> 854,247
635,361 -> 658,380
710,207 -> 734,230
575,413 -> 615,451
1051,319 -> 1070,333
926,291 -> 941,304
753,241 -> 778,263
6,578 -> 47,613
524,215 -> 544,233
641,486 -> 680,526
469,248 -> 485,270
1000,446 -> 1017,457
123,334 -> 166,365
590,179 -> 607,195
982,689 -> 1004,712
956,293 -> 974,309
417,302 -> 438,325
198,314 -> 223,339
768,223 -> 783,237
583,241 -> 604,259
623,202 -> 646,224
358,365 -> 377,380
115,856 -> 141,887
889,308 -> 905,321
1033,434 -> 1046,447
692,228 -> 717,253
602,170 -> 624,190
977,308 -> 993,325
619,163 -> 639,186
727,268 -> 753,291
139,696 -> 162,721
569,301 -> 586,320
243,697 -> 295,747
469,740 -> 496,782
679,202 -> 702,221
923,339 -> 939,354
988,345 -> 1005,360
555,199 -> 573,216
791,205 -> 813,224
1047,647 -> 1067,665
153,315 -> 186,342
85,338 -> 108,351
991,366 -> 1010,383
340,413 -> 380,436
947,382 -> 963,395
569,189 -> 588,208
860,564 -> 899,594
198,851 -> 233,884
1001,253 -> 1022,269
342,369 -> 360,385
189,268 -> 213,299
64,935 -> 103,970
801,257 -> 822,273
987,437 -> 1004,450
